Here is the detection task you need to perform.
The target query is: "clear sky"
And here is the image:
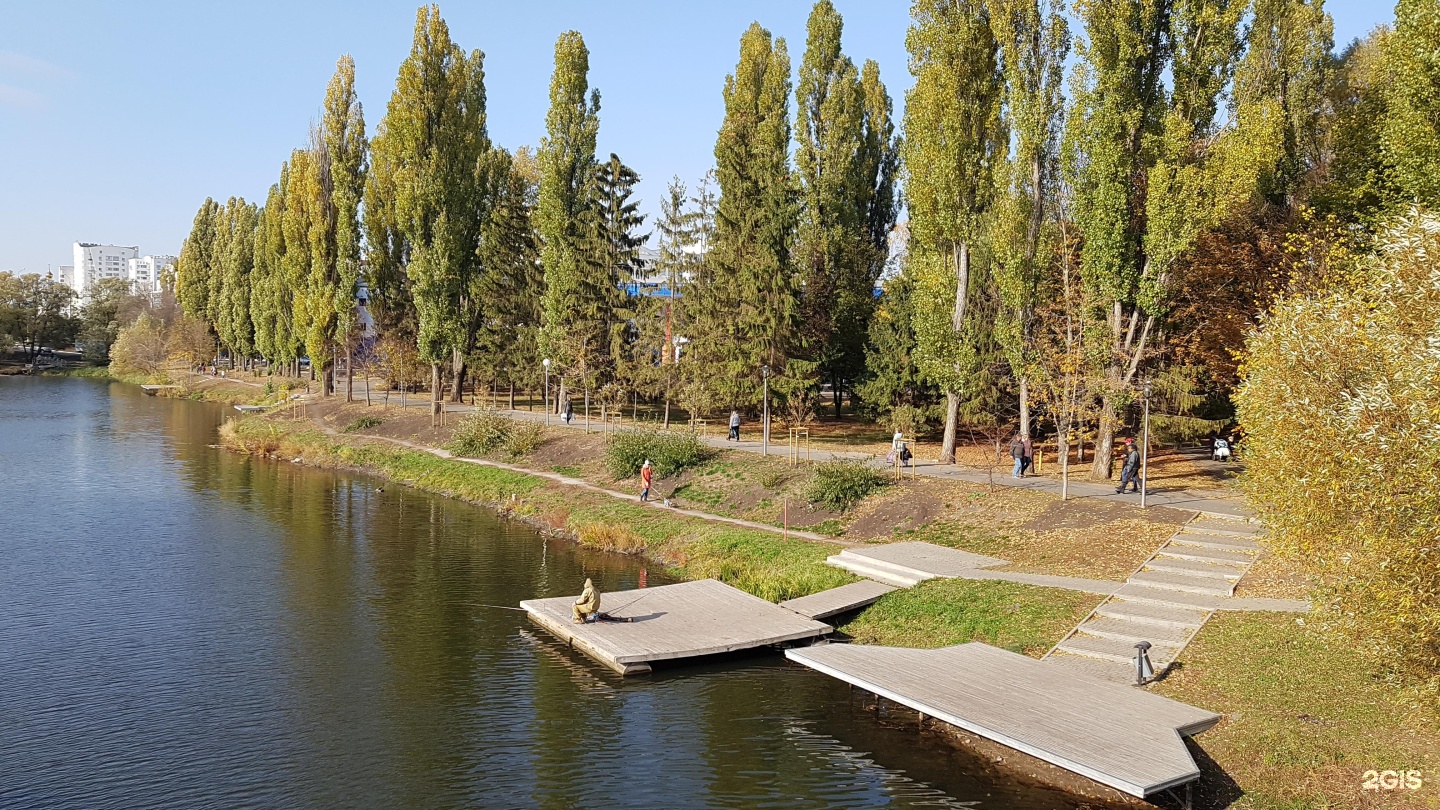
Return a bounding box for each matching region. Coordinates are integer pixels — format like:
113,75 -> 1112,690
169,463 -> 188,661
0,0 -> 1396,276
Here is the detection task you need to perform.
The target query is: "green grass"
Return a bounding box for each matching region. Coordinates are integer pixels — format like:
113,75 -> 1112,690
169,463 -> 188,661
342,416 -> 384,433
1152,612 -> 1440,810
838,578 -> 1094,656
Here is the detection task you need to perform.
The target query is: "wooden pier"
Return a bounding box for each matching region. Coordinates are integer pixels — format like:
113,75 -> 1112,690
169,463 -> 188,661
779,580 -> 896,620
521,579 -> 833,675
139,385 -> 179,395
786,642 -> 1220,799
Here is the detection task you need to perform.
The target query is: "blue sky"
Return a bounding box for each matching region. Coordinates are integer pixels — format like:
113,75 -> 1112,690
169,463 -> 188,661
0,1 -> 1396,276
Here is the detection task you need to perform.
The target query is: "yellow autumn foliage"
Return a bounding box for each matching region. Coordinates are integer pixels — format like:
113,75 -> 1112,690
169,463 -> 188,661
1237,210 -> 1440,691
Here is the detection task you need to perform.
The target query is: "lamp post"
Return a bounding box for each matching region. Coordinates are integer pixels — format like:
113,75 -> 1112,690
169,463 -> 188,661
543,358 -> 551,426
761,365 -> 771,456
1141,379 -> 1152,509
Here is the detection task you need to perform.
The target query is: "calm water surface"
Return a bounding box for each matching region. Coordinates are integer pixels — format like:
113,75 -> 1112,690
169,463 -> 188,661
0,377 -> 1112,809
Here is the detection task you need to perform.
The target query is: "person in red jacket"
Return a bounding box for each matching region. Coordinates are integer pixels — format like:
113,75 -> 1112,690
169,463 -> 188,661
640,459 -> 653,502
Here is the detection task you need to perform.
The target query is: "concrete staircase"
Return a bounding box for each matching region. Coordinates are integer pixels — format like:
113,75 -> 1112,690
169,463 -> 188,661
825,549 -> 935,588
1045,515 -> 1263,684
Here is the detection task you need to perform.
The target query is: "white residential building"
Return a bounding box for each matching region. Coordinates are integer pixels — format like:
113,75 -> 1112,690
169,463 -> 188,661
127,254 -> 176,294
71,242 -> 139,295
52,266 -> 74,287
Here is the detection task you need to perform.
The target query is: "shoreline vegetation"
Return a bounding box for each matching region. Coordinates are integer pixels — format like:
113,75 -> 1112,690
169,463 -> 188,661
66,368 -> 1435,810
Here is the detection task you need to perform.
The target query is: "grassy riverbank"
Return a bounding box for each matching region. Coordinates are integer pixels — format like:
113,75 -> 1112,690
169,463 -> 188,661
219,414 -> 1094,654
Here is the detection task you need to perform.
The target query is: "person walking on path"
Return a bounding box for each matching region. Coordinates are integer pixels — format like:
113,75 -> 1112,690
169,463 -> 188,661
728,409 -> 741,441
1009,434 -> 1026,478
1021,435 -> 1034,476
563,397 -> 574,426
1116,438 -> 1142,493
640,459 -> 654,502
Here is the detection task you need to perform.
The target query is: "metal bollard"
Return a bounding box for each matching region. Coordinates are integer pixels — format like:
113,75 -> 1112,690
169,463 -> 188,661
1133,640 -> 1155,684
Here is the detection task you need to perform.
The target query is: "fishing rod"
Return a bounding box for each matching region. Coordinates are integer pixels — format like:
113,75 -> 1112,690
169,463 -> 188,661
476,603 -> 528,612
601,587 -> 656,619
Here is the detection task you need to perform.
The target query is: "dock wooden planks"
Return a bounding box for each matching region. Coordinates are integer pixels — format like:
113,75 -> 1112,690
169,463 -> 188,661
786,642 -> 1220,798
779,580 -> 896,620
521,579 -> 832,675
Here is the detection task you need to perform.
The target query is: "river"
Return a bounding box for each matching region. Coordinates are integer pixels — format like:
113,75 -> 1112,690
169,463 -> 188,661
0,377 -> 1114,809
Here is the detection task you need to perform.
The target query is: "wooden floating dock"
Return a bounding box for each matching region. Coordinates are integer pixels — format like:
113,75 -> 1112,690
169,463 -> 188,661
779,580 -> 896,620
233,404 -> 267,413
520,579 -> 833,675
139,385 -> 179,395
786,642 -> 1220,799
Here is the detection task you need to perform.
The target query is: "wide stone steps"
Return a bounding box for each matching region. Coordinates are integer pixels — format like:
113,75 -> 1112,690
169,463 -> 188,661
1079,617 -> 1192,647
1094,599 -> 1210,629
1056,632 -> 1181,665
1044,651 -> 1138,685
1159,544 -> 1254,565
1169,531 -> 1261,554
1112,584 -> 1228,611
824,553 -> 929,588
1186,517 -> 1263,538
1128,570 -> 1236,597
1144,556 -> 1247,580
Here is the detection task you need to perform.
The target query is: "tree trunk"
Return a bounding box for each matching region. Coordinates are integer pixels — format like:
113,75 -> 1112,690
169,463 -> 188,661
1019,377 -> 1030,439
557,379 -> 567,415
430,363 -> 442,427
508,381 -> 515,410
663,396 -> 670,429
940,391 -> 960,464
1090,397 -> 1118,480
449,348 -> 465,403
833,374 -> 842,419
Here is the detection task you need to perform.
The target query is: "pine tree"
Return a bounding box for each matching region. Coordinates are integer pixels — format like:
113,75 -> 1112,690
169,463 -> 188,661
537,30 -> 603,407
904,0 -> 1005,463
692,22 -> 797,411
176,198 -> 219,323
472,147 -> 543,406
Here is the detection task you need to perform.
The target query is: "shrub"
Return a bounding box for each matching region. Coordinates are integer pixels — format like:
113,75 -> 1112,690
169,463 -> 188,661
605,428 -> 713,479
759,468 -> 789,489
1237,211 -> 1440,688
806,458 -> 887,512
447,408 -> 512,457
505,420 -> 546,459
343,416 -> 383,433
575,522 -> 648,554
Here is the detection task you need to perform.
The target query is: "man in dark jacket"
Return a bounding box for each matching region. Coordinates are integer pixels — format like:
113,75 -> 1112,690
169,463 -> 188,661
1009,435 -> 1025,478
1116,438 -> 1141,494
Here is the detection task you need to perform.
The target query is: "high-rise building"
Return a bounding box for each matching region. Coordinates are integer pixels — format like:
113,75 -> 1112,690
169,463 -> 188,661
127,255 -> 176,294
71,242 -> 139,295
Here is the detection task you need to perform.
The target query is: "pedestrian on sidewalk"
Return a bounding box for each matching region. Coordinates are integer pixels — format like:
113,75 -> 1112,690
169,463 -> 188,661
1116,438 -> 1141,493
728,409 -> 741,441
1021,435 -> 1033,476
1009,434 -> 1025,478
640,459 -> 653,502
563,397 -> 574,426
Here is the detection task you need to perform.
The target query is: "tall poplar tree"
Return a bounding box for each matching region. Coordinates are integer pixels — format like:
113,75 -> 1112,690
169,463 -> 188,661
794,1 -> 898,417
537,30 -> 602,407
176,198 -> 220,324
1382,0 -> 1440,207
989,0 -> 1069,440
692,22 -> 797,409
370,6 -> 493,416
320,55 -> 368,399
217,198 -> 258,363
904,0 -> 1005,463
282,148 -> 318,377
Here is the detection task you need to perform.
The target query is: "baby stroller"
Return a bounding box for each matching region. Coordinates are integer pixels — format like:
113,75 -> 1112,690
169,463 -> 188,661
1212,437 -> 1231,462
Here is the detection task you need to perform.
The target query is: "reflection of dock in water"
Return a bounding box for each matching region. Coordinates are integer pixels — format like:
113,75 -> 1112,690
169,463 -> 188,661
520,579 -> 832,675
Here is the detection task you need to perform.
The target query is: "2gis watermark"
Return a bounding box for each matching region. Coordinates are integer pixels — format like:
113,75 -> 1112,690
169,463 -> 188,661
1362,770 -> 1423,792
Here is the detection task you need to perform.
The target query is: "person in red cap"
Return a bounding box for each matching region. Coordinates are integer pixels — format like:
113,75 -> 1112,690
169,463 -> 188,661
1116,437 -> 1141,494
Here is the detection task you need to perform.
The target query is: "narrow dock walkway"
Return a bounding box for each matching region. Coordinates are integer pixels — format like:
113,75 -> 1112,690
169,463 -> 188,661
521,579 -> 832,675
787,642 -> 1221,799
779,580 -> 896,620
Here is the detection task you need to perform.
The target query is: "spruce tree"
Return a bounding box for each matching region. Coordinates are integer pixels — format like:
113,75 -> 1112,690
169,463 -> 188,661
904,0 -> 1005,463
473,147 -> 543,406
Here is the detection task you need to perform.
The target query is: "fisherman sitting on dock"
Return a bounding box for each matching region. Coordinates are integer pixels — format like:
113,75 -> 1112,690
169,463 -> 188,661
572,578 -> 602,623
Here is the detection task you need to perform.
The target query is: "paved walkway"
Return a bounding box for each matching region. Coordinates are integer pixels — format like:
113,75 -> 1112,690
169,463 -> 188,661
330,381 -> 1253,519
